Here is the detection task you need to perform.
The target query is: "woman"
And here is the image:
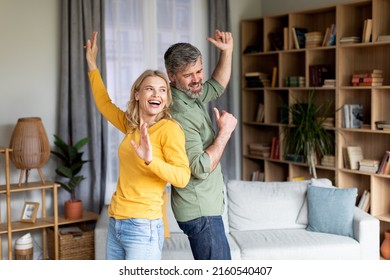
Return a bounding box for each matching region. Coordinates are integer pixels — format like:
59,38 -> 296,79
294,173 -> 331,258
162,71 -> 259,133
85,32 -> 190,260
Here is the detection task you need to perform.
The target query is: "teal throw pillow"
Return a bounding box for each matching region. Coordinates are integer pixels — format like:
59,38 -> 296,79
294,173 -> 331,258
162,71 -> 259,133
306,185 -> 357,237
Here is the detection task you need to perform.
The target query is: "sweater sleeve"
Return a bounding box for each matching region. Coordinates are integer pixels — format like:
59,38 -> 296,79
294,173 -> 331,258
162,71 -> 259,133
147,121 -> 191,188
88,69 -> 128,134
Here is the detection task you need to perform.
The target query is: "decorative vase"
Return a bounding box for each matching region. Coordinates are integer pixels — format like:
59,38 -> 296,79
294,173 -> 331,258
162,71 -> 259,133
65,200 -> 83,220
14,233 -> 33,260
380,230 -> 390,259
9,117 -> 50,186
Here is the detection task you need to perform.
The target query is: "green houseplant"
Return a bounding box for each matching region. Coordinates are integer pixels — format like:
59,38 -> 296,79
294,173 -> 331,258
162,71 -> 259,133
282,91 -> 335,178
51,134 -> 90,219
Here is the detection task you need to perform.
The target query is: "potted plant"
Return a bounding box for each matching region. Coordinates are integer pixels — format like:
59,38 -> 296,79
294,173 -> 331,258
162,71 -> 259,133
282,91 -> 335,178
51,134 -> 90,220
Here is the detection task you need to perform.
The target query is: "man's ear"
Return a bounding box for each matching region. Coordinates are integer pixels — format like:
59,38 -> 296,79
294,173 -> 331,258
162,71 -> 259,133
167,72 -> 175,82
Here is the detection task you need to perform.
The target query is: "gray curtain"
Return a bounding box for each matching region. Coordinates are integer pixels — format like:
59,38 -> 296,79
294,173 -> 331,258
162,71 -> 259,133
58,0 -> 107,213
207,0 -> 237,181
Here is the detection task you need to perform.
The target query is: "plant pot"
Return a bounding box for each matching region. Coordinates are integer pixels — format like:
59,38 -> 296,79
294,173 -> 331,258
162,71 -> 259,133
380,230 -> 390,259
64,200 -> 83,220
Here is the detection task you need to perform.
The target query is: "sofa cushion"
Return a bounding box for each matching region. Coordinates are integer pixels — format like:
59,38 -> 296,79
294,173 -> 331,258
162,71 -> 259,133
306,185 -> 357,237
296,178 -> 333,225
227,180 -> 309,231
230,229 -> 360,260
162,232 -> 241,260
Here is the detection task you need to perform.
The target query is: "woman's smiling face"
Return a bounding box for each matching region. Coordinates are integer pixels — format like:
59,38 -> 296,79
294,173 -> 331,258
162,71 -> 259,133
135,76 -> 168,121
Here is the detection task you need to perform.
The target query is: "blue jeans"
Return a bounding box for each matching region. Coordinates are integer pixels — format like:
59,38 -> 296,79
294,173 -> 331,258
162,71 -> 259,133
178,216 -> 231,260
106,217 -> 164,260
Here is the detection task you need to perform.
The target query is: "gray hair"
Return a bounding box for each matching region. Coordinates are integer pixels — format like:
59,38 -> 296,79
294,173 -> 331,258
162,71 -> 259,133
164,43 -> 202,74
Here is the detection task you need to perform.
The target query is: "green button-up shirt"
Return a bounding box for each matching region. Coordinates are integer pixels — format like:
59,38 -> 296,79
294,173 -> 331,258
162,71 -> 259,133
170,78 -> 226,222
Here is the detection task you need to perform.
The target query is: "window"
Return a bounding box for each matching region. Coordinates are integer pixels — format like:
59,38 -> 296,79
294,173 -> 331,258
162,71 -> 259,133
104,0 -> 206,202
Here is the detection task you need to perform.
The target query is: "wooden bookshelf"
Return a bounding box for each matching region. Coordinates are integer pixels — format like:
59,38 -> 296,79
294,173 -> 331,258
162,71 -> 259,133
240,0 -> 390,252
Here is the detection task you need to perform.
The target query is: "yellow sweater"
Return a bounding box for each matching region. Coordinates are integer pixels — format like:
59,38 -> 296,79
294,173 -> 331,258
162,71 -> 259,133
88,69 -> 190,221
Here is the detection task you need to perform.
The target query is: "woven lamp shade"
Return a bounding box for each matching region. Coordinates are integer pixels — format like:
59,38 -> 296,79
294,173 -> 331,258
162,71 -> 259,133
9,117 -> 50,186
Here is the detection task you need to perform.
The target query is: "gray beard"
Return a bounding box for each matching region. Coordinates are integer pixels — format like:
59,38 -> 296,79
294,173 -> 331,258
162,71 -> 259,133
175,83 -> 203,99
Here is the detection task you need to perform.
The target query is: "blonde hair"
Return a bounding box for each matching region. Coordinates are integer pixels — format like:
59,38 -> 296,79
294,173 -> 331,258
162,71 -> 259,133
125,70 -> 173,133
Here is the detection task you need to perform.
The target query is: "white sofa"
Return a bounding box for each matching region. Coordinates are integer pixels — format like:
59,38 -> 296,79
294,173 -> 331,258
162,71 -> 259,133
94,178 -> 380,260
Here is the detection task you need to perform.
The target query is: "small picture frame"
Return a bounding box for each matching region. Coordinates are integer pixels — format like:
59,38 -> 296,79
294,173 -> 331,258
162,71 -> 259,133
20,202 -> 39,223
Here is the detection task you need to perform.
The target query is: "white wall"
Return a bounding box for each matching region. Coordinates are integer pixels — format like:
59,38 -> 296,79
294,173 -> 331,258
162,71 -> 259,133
0,0 -> 60,259
0,0 -> 60,182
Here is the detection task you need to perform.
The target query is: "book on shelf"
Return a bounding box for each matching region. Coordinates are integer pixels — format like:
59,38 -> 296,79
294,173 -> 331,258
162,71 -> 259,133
362,19 -> 372,43
271,67 -> 277,88
322,79 -> 336,88
358,159 -> 380,173
362,190 -> 371,212
268,31 -> 284,51
255,103 -> 265,122
270,137 -> 279,160
290,176 -> 306,182
343,146 -> 363,170
248,143 -> 271,158
251,170 -> 264,181
309,64 -> 332,87
375,120 -> 390,131
340,36 -> 361,44
377,34 -> 390,42
305,31 -> 323,48
351,69 -> 384,86
283,27 -> 289,50
321,155 -> 335,167
322,23 -> 336,46
357,190 -> 368,208
342,104 -> 363,128
245,72 -> 270,88
357,190 -> 371,212
350,104 -> 364,128
292,27 -> 307,49
285,76 -> 305,87
377,151 -> 390,175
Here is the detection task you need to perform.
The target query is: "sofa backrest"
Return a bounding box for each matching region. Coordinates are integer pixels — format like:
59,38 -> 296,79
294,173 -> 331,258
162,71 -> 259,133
226,179 -> 332,231
165,184 -> 230,234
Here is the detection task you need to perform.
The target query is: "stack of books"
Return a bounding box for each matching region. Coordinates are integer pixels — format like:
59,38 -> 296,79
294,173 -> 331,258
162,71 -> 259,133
245,72 -> 271,88
248,143 -> 271,158
351,69 -> 383,86
321,155 -> 335,167
358,159 -> 380,173
285,76 -> 305,87
339,36 -> 361,44
375,120 -> 390,131
305,31 -> 323,48
322,79 -> 336,88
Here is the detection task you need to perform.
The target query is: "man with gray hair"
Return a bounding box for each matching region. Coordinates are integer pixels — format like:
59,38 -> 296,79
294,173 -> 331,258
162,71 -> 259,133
164,29 -> 236,260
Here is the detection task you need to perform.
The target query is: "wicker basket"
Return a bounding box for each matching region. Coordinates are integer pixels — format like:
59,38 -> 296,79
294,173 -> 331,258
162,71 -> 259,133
48,225 -> 94,260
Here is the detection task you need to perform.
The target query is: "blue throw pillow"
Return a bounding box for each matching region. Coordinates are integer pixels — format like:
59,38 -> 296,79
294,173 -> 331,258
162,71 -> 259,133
306,185 -> 357,237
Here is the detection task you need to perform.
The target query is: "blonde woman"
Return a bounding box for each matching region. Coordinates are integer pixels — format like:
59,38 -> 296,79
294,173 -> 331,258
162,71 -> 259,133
85,32 -> 190,260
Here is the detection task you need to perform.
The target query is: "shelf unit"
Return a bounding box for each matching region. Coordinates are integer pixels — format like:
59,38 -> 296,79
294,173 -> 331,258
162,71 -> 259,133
241,0 -> 390,250
0,147 -> 99,259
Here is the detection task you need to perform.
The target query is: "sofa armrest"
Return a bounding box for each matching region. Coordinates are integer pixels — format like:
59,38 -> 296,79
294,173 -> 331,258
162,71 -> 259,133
94,205 -> 109,260
353,207 -> 380,259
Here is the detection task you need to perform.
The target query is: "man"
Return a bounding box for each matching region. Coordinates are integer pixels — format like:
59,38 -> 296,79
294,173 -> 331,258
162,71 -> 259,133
164,29 -> 236,260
